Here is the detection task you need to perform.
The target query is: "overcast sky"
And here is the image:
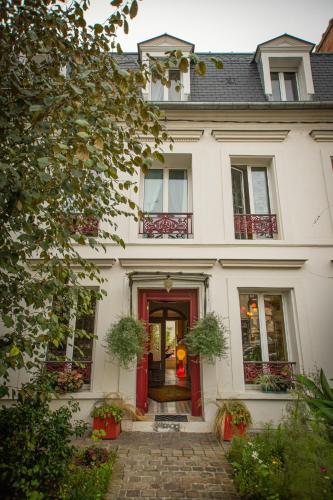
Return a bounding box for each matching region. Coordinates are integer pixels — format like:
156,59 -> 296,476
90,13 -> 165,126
84,0 -> 332,53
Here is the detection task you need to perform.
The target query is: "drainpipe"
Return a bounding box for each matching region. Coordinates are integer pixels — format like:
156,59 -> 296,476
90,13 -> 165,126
204,276 -> 209,317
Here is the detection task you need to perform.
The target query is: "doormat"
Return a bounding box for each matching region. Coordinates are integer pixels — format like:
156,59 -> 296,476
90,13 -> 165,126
155,414 -> 188,422
148,385 -> 191,402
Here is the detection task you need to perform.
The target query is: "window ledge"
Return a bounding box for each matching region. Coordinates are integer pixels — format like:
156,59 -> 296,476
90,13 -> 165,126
218,391 -> 294,401
219,258 -> 307,269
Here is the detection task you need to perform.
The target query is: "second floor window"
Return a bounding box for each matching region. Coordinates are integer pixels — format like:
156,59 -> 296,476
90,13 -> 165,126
231,165 -> 278,239
271,72 -> 299,101
150,69 -> 181,101
140,168 -> 192,238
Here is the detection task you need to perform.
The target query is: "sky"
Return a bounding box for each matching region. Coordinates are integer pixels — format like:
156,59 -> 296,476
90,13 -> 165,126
84,0 -> 333,53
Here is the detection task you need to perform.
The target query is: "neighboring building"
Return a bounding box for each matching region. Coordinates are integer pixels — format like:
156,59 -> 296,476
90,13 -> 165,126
12,34 -> 333,431
317,19 -> 333,52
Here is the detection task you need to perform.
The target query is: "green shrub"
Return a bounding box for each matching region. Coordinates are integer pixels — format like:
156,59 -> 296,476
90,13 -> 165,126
185,312 -> 228,362
61,448 -> 116,500
228,407 -> 333,499
105,316 -> 146,368
91,404 -> 124,422
0,378 -> 87,499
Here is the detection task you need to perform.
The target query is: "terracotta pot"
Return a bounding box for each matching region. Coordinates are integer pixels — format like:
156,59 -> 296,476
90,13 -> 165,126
93,416 -> 121,440
223,414 -> 246,441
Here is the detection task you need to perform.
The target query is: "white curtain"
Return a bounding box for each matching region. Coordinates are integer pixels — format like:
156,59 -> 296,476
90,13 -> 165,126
168,170 -> 187,213
151,79 -> 164,101
143,170 -> 163,212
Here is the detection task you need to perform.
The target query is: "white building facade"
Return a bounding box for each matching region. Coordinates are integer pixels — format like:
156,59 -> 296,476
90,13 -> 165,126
15,34 -> 333,431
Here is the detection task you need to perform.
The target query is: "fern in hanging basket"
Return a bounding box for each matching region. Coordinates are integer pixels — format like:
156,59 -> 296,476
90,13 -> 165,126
185,312 -> 228,363
105,316 -> 146,369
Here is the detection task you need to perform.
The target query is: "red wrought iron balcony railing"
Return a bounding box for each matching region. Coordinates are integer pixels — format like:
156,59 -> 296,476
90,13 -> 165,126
69,214 -> 99,237
244,361 -> 296,385
139,213 -> 193,239
234,213 -> 278,239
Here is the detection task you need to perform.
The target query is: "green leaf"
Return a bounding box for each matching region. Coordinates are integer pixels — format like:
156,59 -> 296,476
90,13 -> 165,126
111,0 -> 123,5
210,57 -> 223,70
195,61 -> 206,76
320,369 -> 333,401
77,131 -> 89,139
29,105 -> 44,113
37,157 -> 49,167
123,20 -> 129,35
9,346 -> 20,357
75,119 -> 89,128
129,0 -> 138,18
179,57 -> 189,73
94,24 -> 103,34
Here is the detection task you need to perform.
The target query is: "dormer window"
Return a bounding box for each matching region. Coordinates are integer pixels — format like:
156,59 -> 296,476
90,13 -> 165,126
138,33 -> 194,102
254,34 -> 315,102
271,71 -> 299,101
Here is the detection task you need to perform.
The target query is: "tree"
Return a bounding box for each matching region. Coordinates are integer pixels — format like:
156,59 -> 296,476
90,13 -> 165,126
0,0 -> 222,395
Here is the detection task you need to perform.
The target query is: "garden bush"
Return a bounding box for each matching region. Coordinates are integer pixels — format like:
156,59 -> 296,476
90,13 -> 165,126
105,316 -> 146,368
228,404 -> 333,499
61,447 -> 116,500
0,377 -> 86,499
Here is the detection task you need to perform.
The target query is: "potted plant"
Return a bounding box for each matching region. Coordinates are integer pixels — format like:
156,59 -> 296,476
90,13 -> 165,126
105,316 -> 146,368
91,403 -> 124,440
255,373 -> 290,393
185,312 -> 228,363
54,370 -> 84,393
214,400 -> 252,441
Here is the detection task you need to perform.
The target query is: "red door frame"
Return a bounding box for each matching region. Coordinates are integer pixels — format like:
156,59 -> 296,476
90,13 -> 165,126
136,288 -> 202,417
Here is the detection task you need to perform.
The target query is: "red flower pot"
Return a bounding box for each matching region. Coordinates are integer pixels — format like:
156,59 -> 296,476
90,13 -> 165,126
223,414 -> 246,441
93,416 -> 121,440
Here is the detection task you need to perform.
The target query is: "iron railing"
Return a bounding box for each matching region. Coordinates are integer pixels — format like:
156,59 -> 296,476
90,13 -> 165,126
139,212 -> 193,238
244,361 -> 296,384
234,214 -> 278,239
69,214 -> 99,237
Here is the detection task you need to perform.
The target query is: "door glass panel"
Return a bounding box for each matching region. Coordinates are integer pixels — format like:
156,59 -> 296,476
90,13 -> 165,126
168,169 -> 187,212
151,79 -> 164,101
251,168 -> 270,214
143,169 -> 163,212
239,294 -> 262,361
150,323 -> 162,361
231,167 -> 245,214
264,295 -> 287,361
271,72 -> 281,101
168,69 -> 181,101
284,72 -> 298,101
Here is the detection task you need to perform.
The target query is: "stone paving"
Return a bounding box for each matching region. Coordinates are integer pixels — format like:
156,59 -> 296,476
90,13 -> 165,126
103,432 -> 238,500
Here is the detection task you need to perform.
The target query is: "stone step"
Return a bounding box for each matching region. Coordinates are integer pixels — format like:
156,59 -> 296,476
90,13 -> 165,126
125,419 -> 212,433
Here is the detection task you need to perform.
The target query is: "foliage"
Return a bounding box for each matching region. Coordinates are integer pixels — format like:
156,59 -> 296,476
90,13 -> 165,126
214,400 -> 252,440
185,313 -> 228,362
55,370 -> 84,393
92,429 -> 107,441
228,405 -> 333,499
0,0 -> 223,393
296,369 -> 333,436
61,448 -> 116,500
0,378 -> 87,499
255,373 -> 290,392
91,404 -> 124,423
105,316 -> 146,368
92,393 -> 145,423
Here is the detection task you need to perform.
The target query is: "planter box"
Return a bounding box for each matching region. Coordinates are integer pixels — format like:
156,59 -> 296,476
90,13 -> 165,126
223,414 -> 246,441
93,416 -> 121,440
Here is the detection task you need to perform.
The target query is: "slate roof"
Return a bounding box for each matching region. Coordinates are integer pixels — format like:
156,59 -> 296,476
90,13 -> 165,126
115,52 -> 333,102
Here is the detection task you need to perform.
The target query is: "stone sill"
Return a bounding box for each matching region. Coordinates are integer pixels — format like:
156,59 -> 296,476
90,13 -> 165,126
219,391 -> 294,401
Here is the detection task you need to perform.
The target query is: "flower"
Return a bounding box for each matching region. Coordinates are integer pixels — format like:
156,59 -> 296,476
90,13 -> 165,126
320,467 -> 328,474
251,451 -> 259,460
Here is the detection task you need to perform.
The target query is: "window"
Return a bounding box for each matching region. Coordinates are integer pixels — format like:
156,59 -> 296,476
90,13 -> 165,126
231,165 -> 277,239
150,69 -> 181,101
270,72 -> 299,101
239,292 -> 295,384
46,289 -> 97,387
140,166 -> 192,238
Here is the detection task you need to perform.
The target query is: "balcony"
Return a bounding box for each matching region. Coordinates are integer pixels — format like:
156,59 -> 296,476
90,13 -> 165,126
45,360 -> 92,385
244,361 -> 296,385
234,214 -> 278,239
69,214 -> 99,237
139,213 -> 193,239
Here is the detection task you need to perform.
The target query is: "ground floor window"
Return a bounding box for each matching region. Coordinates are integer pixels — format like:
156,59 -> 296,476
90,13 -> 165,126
239,292 -> 294,384
46,288 -> 97,387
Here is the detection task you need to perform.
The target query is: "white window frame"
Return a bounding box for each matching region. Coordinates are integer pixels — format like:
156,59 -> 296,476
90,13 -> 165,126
149,68 -> 183,101
271,71 -> 300,101
239,291 -> 292,363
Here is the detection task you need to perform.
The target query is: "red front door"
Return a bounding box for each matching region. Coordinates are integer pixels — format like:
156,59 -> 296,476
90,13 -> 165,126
136,288 -> 201,417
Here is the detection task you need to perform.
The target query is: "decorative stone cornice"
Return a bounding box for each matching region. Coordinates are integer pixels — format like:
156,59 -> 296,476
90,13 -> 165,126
211,129 -> 289,142
29,258 -> 116,269
219,259 -> 307,269
139,129 -> 203,142
309,130 -> 333,142
119,258 -> 216,269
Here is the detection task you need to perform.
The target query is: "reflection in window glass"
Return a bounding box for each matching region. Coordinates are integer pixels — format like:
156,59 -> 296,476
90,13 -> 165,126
143,170 -> 163,212
150,323 -> 162,361
251,168 -> 270,214
264,295 -> 287,361
284,72 -> 298,101
168,170 -> 188,212
271,72 -> 281,101
240,294 -> 262,361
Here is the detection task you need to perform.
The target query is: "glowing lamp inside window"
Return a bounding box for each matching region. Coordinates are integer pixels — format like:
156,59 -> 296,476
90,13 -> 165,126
176,348 -> 186,378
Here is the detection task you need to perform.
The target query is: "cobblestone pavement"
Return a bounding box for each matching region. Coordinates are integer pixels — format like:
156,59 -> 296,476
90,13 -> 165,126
103,432 -> 238,500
